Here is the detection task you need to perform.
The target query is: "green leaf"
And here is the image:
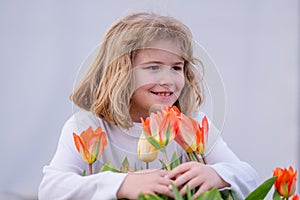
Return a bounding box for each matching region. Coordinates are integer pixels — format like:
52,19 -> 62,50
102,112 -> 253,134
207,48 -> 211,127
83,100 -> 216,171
220,189 -> 235,200
171,183 -> 183,200
99,162 -> 119,173
195,188 -> 222,200
186,186 -> 192,200
190,187 -> 197,198
159,194 -> 171,200
134,163 -> 138,171
120,157 -> 130,172
82,169 -> 86,176
272,189 -> 281,200
138,194 -> 147,200
245,176 -> 276,200
170,152 -> 180,170
165,123 -> 171,146
138,193 -> 164,200
145,133 -> 163,151
159,159 -> 167,170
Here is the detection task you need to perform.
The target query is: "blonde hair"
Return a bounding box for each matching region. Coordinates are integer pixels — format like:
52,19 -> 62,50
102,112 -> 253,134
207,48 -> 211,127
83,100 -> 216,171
70,12 -> 204,128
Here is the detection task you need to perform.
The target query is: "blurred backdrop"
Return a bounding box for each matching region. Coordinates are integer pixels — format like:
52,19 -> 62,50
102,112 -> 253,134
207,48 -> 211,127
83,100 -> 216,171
0,0 -> 299,199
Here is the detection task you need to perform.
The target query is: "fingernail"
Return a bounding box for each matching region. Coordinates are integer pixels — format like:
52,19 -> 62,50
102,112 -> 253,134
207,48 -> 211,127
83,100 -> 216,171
164,175 -> 169,178
168,185 -> 173,190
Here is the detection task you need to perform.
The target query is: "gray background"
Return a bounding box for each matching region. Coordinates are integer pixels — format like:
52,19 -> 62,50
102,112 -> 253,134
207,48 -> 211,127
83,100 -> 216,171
0,0 -> 299,199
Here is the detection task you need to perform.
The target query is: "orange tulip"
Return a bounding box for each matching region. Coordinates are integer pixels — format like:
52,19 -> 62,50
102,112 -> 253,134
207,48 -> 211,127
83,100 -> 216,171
73,126 -> 107,164
141,106 -> 180,171
141,106 -> 179,148
175,115 -> 209,154
291,194 -> 300,200
164,105 -> 181,117
273,166 -> 297,198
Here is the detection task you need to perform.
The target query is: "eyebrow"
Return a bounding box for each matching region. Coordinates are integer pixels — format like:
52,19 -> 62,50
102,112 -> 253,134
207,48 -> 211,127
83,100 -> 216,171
141,61 -> 185,66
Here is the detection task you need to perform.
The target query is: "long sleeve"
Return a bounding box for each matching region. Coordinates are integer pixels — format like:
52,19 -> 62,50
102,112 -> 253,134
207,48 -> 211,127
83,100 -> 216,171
39,167 -> 127,200
191,112 -> 258,199
207,137 -> 258,199
38,113 -> 128,200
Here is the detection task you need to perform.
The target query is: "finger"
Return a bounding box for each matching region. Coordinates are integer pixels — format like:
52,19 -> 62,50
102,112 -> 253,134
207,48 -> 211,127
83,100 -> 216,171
179,176 -> 204,196
165,187 -> 175,199
158,169 -> 169,177
168,162 -> 193,178
173,170 -> 195,187
158,175 -> 172,186
153,184 -> 173,196
142,169 -> 167,178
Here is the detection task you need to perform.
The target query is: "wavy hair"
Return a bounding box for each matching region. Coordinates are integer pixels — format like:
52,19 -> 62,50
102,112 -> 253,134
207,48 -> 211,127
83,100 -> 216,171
70,12 -> 204,128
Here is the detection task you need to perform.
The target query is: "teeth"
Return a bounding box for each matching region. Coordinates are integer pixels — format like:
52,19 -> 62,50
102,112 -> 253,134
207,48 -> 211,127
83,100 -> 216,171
156,92 -> 171,96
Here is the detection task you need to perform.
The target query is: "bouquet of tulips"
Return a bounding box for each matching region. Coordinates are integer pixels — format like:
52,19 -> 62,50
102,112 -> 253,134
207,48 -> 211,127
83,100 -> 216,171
138,106 -> 208,169
72,106 -> 299,200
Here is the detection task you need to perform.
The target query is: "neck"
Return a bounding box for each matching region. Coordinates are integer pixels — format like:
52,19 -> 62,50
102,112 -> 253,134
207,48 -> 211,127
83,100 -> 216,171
129,109 -> 148,123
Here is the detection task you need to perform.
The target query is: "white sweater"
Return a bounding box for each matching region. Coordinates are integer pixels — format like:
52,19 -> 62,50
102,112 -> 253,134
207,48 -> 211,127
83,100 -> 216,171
39,109 -> 258,200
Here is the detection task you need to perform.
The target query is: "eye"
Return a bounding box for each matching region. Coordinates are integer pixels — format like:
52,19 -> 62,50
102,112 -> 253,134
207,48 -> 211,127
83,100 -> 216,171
146,65 -> 160,70
172,66 -> 183,71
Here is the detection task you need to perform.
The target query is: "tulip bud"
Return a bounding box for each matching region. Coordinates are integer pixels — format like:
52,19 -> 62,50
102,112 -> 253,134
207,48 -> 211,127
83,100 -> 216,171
137,133 -> 158,163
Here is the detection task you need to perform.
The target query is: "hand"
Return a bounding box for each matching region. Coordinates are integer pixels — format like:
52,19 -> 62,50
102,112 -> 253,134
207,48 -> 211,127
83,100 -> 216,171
116,169 -> 172,199
168,161 -> 230,198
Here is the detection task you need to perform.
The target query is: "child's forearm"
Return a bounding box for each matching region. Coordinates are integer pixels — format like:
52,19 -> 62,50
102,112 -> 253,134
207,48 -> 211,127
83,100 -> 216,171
39,166 -> 127,200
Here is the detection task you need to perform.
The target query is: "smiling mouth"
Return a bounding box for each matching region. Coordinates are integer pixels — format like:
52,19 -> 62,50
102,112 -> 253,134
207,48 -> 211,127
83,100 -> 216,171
151,91 -> 173,96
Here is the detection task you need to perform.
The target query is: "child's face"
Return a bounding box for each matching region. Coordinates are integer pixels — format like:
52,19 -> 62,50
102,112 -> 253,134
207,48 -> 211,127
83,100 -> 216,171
130,39 -> 185,122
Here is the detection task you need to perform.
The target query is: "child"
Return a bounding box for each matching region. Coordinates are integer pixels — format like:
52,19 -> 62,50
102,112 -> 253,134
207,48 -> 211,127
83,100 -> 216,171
39,12 -> 258,199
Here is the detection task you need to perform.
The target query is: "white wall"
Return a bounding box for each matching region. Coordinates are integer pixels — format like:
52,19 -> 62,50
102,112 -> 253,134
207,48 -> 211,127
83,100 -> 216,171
0,0 -> 298,199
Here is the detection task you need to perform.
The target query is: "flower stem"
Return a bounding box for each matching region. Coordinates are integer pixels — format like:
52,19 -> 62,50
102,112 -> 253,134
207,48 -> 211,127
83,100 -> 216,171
146,162 -> 149,170
187,152 -> 194,161
192,151 -> 201,163
201,154 -> 207,165
89,163 -> 93,175
162,148 -> 171,171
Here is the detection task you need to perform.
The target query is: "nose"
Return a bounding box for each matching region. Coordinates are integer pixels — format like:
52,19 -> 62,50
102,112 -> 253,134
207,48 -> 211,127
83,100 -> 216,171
158,67 -> 175,86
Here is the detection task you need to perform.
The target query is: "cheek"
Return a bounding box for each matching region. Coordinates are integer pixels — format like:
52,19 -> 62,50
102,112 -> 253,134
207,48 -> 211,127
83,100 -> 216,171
133,70 -> 156,90
176,74 -> 185,91
133,70 -> 144,89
